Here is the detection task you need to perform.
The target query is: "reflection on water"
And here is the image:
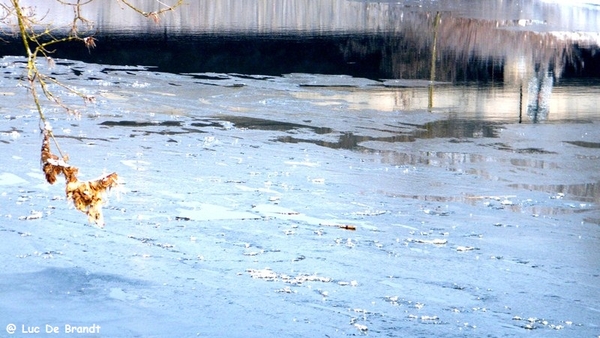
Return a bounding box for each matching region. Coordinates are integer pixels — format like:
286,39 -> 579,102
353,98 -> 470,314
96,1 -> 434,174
4,0 -> 600,81
215,116 -> 500,149
566,141 -> 600,149
217,114 -> 600,215
3,0 -> 597,123
509,182 -> 600,204
213,116 -> 333,134
374,150 -> 599,212
15,0 -> 600,39
289,82 -> 600,122
527,70 -> 553,122
214,112 -> 598,208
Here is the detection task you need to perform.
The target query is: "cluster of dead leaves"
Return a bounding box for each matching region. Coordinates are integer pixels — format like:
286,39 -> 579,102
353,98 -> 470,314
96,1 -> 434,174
41,129 -> 118,227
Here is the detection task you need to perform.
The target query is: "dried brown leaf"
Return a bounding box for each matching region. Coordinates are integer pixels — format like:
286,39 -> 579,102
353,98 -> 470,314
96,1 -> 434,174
66,172 -> 119,227
41,128 -> 119,227
43,162 -> 62,185
41,130 -> 76,184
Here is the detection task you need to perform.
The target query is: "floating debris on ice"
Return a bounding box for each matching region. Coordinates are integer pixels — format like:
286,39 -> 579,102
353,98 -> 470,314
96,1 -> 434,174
18,210 -> 43,220
353,323 -> 368,333
456,246 -> 478,252
406,238 -> 448,245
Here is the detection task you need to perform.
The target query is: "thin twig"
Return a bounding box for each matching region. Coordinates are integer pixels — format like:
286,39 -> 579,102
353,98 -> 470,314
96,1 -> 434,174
118,0 -> 183,18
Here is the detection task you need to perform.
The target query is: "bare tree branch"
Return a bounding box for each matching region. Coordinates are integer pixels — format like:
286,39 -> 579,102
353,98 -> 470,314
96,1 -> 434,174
2,0 -> 182,225
117,0 -> 184,24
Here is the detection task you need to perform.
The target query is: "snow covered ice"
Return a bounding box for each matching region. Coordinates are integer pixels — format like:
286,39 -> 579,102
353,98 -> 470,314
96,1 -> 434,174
0,54 -> 598,337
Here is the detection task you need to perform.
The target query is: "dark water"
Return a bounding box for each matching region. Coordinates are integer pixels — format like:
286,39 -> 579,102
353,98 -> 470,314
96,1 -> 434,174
3,29 -> 599,82
3,0 -> 600,81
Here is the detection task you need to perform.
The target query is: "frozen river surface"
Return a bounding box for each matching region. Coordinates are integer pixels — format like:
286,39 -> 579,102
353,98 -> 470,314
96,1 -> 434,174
0,55 -> 599,337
